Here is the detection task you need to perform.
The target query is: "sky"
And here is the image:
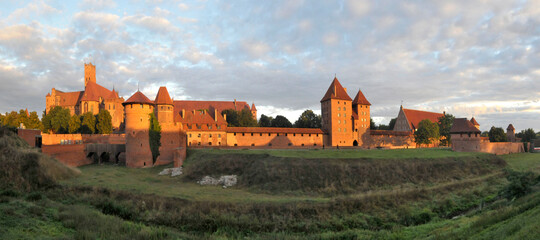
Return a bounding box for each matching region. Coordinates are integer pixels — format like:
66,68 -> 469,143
0,0 -> 539,132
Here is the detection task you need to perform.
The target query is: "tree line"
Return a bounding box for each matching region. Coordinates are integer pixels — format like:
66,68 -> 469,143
41,106 -> 113,134
221,109 -> 322,128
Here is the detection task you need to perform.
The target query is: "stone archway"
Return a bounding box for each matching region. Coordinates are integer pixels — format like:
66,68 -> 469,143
353,140 -> 359,146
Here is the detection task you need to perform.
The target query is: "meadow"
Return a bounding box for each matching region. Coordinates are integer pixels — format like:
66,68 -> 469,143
1,127 -> 540,239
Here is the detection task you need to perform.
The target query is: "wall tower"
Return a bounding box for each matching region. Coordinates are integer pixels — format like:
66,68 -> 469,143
320,77 -> 353,146
84,63 -> 96,87
123,91 -> 154,168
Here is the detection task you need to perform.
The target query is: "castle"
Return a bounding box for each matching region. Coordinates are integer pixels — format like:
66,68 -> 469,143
39,63 -> 454,168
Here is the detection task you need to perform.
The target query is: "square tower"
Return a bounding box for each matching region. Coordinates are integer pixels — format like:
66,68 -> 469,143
84,62 -> 96,87
321,77 -> 353,146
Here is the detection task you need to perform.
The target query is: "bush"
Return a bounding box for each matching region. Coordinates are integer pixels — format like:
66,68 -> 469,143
25,191 -> 44,201
500,169 -> 538,200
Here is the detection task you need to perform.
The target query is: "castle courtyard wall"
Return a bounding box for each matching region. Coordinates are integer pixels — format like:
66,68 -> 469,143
364,130 -> 415,149
17,129 -> 42,147
226,127 -> 323,147
41,144 -> 92,167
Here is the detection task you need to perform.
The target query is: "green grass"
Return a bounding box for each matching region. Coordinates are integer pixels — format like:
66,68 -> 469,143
188,147 -> 486,160
60,163 -> 329,203
500,153 -> 540,173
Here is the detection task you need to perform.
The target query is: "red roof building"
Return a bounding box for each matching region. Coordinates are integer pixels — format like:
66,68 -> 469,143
393,106 -> 444,132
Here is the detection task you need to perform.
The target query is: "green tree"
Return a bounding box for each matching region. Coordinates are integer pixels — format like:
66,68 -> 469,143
488,126 -> 507,142
414,119 -> 440,145
42,106 -> 70,133
238,109 -> 258,127
96,110 -> 113,134
370,118 -> 377,130
258,114 -> 273,127
81,112 -> 96,134
481,131 -> 489,137
18,110 -> 29,128
438,113 -> 455,146
388,118 -> 397,130
149,113 -> 161,164
271,115 -> 292,128
222,109 -> 240,127
3,111 -> 19,128
68,115 -> 81,133
26,111 -> 42,130
294,110 -> 321,128
0,113 -> 4,126
517,128 -> 536,142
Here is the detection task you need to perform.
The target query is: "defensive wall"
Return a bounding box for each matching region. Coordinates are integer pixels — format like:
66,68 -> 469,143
451,135 -> 526,155
17,128 -> 41,147
41,144 -> 92,167
226,127 -> 324,148
365,130 -> 415,149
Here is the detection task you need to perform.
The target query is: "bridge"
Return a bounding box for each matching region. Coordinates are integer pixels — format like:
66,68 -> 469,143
85,143 -> 126,164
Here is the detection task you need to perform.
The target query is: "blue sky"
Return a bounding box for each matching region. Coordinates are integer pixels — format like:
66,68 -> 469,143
1,0 -> 539,132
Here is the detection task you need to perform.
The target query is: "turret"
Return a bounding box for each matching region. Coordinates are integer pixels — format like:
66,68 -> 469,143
123,91 -> 154,168
154,86 -> 174,124
84,62 -> 96,87
320,77 -> 353,146
251,102 -> 257,120
507,124 -> 516,142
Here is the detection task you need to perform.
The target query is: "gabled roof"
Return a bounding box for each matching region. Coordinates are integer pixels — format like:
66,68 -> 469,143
173,100 -> 251,113
154,86 -> 174,105
81,81 -> 113,101
105,88 -> 119,100
450,118 -> 482,133
57,91 -> 84,106
251,103 -> 257,111
352,89 -> 371,105
320,77 -> 352,102
123,91 -> 153,105
470,117 -> 479,126
507,124 -> 515,131
402,108 -> 444,130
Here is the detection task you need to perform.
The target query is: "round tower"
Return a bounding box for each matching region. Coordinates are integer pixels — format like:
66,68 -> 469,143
123,91 -> 154,168
154,86 -> 174,124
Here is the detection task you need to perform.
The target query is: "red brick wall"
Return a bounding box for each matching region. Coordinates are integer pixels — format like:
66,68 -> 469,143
41,144 -> 92,167
42,134 -> 125,145
364,131 -> 415,149
451,134 -> 525,155
17,129 -> 41,147
226,132 -> 323,147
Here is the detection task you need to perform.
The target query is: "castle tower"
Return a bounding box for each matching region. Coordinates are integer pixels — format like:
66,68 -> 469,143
251,103 -> 257,120
507,124 -> 516,142
321,77 -> 353,146
470,117 -> 480,130
84,63 -> 96,87
154,86 -> 174,124
352,89 -> 371,146
123,91 -> 154,168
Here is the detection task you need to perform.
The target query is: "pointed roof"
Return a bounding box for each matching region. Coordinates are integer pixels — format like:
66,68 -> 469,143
320,77 -> 352,102
81,81 -> 113,101
154,86 -> 174,105
507,124 -> 515,131
123,91 -> 153,105
402,108 -> 444,130
251,103 -> 257,111
105,88 -> 119,100
450,118 -> 482,133
25,108 -> 29,117
470,117 -> 479,126
352,89 -> 371,105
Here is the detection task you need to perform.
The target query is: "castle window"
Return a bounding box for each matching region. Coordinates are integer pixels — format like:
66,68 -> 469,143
339,128 -> 341,132
209,134 -> 212,137
344,107 -> 346,111
301,144 -> 304,146
293,133 -> 296,136
309,134 -> 311,137
189,142 -> 192,146
218,134 -> 221,138
338,120 -> 341,124
260,133 -> 262,136
189,134 -> 192,138
288,143 -> 292,146
285,133 -> 288,136
301,134 -> 304,137
314,143 -> 317,146
344,128 -> 347,132
277,133 -> 280,136
209,142 -> 212,146
338,107 -> 341,111
269,143 -> 272,146
161,106 -> 163,110
251,133 -> 253,136
219,142 -> 221,145
198,134 -> 201,138
242,133 -> 245,136
338,113 -> 341,117
344,120 -> 346,124
234,143 -> 238,146
209,125 -> 212,129
268,133 -> 271,136
344,114 -> 346,117
198,142 -> 201,146
251,143 -> 255,146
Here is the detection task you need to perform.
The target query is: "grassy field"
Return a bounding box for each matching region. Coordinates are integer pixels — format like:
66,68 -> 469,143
2,125 -> 540,239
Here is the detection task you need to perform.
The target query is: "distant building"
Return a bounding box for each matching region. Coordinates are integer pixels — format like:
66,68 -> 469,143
393,106 -> 444,132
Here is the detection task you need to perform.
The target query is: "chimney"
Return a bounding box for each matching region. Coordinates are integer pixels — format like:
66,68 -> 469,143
193,110 -> 195,115
181,109 -> 185,118
234,99 -> 237,110
224,114 -> 227,121
215,109 -> 218,122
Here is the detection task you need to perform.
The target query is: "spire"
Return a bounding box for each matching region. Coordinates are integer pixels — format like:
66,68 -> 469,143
251,102 -> 257,111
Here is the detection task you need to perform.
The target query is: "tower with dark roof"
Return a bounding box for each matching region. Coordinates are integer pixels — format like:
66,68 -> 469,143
154,86 -> 174,124
352,89 -> 371,142
320,77 -> 353,146
123,91 -> 154,168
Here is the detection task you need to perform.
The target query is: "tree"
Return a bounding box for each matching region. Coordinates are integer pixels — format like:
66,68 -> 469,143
488,126 -> 507,142
96,110 -> 113,134
68,115 -> 81,133
3,111 -> 19,128
42,106 -> 70,133
0,113 -> 4,126
481,131 -> 489,137
414,119 -> 440,145
294,110 -> 321,128
370,118 -> 377,130
26,111 -> 42,130
258,114 -> 273,127
518,128 -> 536,142
271,115 -> 292,128
438,113 -> 455,146
149,113 -> 161,164
388,118 -> 397,130
81,112 -> 96,134
222,109 -> 240,127
238,109 -> 258,127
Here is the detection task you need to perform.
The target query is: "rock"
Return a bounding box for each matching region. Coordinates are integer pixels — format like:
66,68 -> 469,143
158,168 -> 172,176
158,167 -> 183,177
197,175 -> 237,187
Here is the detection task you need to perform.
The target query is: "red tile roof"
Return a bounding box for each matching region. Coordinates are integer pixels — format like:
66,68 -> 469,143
352,89 -> 371,105
154,86 -> 174,105
228,127 -> 323,134
57,91 -> 84,107
123,91 -> 154,105
81,82 -> 113,101
402,108 -> 444,130
450,118 -> 481,133
470,117 -> 479,126
173,100 -> 251,114
175,109 -> 227,125
320,77 -> 352,102
251,103 -> 257,111
352,112 -> 359,120
105,88 -> 119,100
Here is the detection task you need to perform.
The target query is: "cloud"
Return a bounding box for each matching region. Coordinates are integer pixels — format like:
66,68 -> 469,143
123,15 -> 179,34
5,1 -> 61,23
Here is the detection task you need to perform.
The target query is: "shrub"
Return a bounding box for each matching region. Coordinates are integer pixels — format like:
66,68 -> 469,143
500,169 -> 538,200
